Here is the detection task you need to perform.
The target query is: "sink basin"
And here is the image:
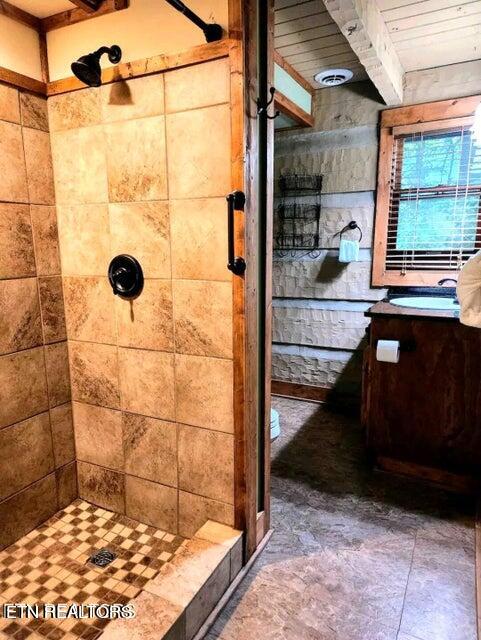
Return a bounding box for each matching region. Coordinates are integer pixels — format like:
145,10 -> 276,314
390,296 -> 460,311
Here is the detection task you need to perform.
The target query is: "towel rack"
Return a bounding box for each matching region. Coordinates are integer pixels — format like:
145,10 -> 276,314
339,220 -> 363,242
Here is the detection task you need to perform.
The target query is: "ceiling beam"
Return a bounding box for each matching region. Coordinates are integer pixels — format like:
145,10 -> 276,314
69,0 -> 104,13
323,0 -> 404,106
41,0 -> 129,32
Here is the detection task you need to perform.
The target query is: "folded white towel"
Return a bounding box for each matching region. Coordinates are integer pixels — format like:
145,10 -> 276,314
457,249 -> 481,327
339,238 -> 360,263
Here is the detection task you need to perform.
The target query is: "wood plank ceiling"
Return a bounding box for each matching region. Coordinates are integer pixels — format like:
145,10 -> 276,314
274,0 -> 368,89
276,0 -> 481,89
378,0 -> 481,72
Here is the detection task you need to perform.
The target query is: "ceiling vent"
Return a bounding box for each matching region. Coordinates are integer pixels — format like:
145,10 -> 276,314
314,69 -> 353,87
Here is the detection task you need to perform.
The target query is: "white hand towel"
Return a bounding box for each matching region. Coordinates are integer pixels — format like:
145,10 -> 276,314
457,249 -> 481,327
339,238 -> 360,263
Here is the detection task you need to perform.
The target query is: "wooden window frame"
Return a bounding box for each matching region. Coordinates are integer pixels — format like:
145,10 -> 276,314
373,95 -> 481,287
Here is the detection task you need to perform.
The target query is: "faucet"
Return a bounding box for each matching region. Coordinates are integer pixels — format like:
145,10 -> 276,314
438,278 -> 458,303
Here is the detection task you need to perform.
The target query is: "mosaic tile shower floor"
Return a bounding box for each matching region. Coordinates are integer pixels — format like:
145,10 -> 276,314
0,500 -> 185,640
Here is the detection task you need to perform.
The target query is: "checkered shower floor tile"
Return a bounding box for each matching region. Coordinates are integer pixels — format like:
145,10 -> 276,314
0,499 -> 185,640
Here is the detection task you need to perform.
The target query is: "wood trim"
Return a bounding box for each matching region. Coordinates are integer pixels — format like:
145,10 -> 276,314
69,0 -> 103,13
381,95 -> 481,128
262,0 -> 275,540
0,0 -> 40,29
229,28 -> 251,554
271,380 -> 354,404
38,31 -> 49,84
372,127 -> 394,286
47,39 -> 231,95
41,0 -> 129,32
0,65 -> 46,94
392,116 -> 475,136
377,456 -> 480,495
274,91 -> 314,128
273,50 -> 314,97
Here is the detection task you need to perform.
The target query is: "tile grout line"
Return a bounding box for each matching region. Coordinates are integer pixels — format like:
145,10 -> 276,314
395,531 -> 418,640
476,499 -> 481,640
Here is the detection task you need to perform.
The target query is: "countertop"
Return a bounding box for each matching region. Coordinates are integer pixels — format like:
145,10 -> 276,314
366,300 -> 460,322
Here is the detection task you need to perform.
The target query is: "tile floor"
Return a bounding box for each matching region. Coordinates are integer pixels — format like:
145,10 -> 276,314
0,500 -> 185,640
207,396 -> 477,640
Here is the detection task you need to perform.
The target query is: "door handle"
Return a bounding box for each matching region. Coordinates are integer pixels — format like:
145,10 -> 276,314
226,190 -> 247,276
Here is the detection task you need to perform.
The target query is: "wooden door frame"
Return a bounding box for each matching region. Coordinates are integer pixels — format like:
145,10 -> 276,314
229,0 -> 274,558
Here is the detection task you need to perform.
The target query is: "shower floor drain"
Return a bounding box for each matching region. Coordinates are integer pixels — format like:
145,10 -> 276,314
88,548 -> 117,568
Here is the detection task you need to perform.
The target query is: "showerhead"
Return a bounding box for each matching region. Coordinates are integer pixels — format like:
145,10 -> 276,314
71,45 -> 122,87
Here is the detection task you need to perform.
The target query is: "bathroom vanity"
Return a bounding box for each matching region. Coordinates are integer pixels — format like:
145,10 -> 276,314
362,301 -> 481,490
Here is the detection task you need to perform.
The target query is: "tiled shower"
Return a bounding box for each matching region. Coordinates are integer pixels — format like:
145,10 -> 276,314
0,52 -> 243,640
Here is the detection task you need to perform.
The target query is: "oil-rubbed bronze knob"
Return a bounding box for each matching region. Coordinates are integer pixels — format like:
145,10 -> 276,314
108,255 -> 144,298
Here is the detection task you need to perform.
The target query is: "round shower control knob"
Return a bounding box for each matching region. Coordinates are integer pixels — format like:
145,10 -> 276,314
108,255 -> 144,298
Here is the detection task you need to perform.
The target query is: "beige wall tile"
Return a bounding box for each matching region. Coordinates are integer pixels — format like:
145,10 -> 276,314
69,341 -> 120,409
178,491 -> 234,539
0,348 -> 48,428
175,354 -> 233,433
123,412 -> 177,487
0,83 -> 20,123
116,279 -> 173,351
20,92 -> 49,131
0,474 -> 57,551
102,74 -> 165,122
23,128 -> 55,205
178,425 -> 234,504
30,206 -> 61,276
64,277 -> 117,344
44,341 -> 71,408
165,58 -> 229,113
74,402 -> 123,471
0,204 -> 35,279
0,121 -> 28,202
56,461 -> 78,509
125,475 -> 177,532
50,403 -> 75,468
0,278 -> 42,355
173,280 -> 232,358
170,198 -> 229,281
105,117 -> 167,202
119,348 -> 175,421
57,204 -> 110,276
38,276 -> 67,343
0,412 -> 54,501
77,460 -> 125,513
109,202 -> 170,279
48,88 -> 101,131
166,104 -> 230,199
51,127 -> 108,204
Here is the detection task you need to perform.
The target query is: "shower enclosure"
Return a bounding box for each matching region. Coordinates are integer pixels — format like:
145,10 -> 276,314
0,1 -> 272,637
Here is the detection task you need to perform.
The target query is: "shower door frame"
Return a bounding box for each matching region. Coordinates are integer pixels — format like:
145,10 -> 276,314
229,0 -> 274,558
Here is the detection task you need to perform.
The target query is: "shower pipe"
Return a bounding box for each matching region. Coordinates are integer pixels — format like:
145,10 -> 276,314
164,0 -> 223,42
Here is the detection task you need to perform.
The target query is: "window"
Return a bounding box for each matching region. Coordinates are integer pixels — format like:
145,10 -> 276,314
372,97 -> 481,286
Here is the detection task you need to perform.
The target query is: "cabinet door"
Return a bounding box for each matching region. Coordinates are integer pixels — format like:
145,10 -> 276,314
367,318 -> 481,474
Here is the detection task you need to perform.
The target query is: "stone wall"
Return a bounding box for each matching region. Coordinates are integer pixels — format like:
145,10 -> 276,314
272,61 -> 481,395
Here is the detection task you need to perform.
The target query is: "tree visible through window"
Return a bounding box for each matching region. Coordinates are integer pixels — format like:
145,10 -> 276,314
395,129 -> 481,255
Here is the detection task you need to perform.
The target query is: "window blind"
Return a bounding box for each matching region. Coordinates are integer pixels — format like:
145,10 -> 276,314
386,122 -> 481,273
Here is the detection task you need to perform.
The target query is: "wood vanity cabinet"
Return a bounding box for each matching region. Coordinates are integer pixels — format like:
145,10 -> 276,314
362,303 -> 481,485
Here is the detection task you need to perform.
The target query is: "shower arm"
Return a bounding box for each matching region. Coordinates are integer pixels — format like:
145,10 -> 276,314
164,0 -> 223,42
